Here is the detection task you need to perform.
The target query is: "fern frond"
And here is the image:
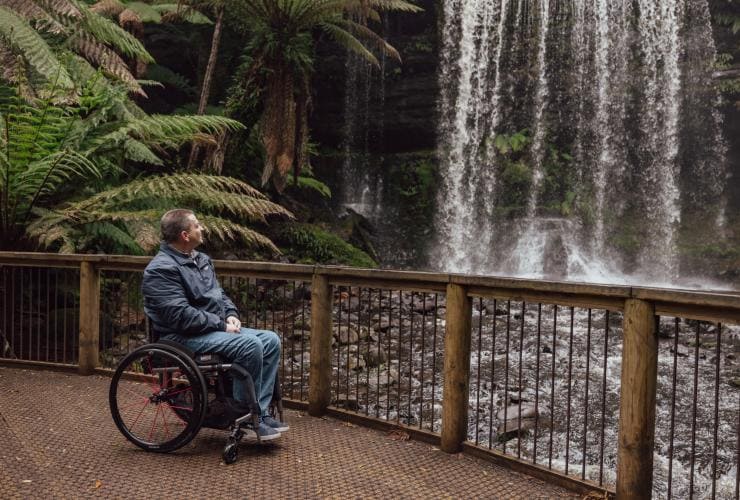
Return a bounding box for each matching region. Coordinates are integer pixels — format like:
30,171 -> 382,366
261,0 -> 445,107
318,20 -> 378,67
89,0 -> 125,17
13,149 -> 100,202
70,33 -> 144,95
153,3 -> 213,24
0,44 -> 22,84
37,0 -> 82,19
123,1 -> 162,23
336,18 -> 400,61
84,220 -> 144,253
79,4 -> 154,62
198,214 -> 279,253
123,138 -> 162,164
0,6 -> 74,89
118,8 -> 143,33
88,114 -> 244,151
0,0 -> 68,33
287,175 -> 332,198
77,174 -> 272,208
144,64 -> 195,95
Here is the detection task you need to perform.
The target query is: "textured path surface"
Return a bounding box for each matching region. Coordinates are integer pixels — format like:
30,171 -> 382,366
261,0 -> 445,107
0,366 -> 579,498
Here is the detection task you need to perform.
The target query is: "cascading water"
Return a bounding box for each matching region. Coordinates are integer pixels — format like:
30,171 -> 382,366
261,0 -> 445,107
341,53 -> 379,218
340,18 -> 389,220
434,0 -> 727,286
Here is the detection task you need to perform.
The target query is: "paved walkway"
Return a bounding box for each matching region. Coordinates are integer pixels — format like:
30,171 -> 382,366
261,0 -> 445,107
0,366 -> 579,499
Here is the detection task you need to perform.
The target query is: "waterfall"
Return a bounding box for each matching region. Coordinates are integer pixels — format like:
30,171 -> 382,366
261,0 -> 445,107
434,0 -> 726,285
340,26 -> 388,220
434,0 -> 510,274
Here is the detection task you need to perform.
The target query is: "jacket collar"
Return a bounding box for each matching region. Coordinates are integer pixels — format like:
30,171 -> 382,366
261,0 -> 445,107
159,242 -> 199,265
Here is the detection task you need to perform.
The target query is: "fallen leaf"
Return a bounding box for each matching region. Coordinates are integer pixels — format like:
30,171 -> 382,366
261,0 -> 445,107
342,421 -> 356,428
387,430 -> 410,441
21,480 -> 32,484
94,480 -> 102,489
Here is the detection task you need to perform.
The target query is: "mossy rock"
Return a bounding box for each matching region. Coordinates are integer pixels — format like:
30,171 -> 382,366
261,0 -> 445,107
277,223 -> 377,268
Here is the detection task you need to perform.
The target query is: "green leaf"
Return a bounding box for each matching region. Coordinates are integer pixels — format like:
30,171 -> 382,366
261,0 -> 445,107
0,6 -> 74,90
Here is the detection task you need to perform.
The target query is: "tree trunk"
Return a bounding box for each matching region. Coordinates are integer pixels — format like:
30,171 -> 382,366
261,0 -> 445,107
187,6 -> 225,170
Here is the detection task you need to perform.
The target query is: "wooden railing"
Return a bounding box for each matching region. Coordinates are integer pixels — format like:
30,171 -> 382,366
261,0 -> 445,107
1,251 -> 739,499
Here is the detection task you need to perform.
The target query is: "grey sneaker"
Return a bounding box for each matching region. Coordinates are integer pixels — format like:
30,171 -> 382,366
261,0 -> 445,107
244,422 -> 281,442
262,415 -> 289,432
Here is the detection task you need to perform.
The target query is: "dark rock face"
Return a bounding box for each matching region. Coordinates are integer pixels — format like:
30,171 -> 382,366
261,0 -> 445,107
310,0 -> 439,154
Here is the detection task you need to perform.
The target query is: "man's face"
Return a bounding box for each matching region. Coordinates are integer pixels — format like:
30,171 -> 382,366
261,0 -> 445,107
183,214 -> 204,248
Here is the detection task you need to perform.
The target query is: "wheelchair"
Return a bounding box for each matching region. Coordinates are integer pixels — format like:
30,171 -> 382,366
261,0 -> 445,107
108,330 -> 283,464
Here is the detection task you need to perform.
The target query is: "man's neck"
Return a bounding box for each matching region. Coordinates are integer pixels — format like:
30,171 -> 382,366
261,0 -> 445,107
168,242 -> 194,257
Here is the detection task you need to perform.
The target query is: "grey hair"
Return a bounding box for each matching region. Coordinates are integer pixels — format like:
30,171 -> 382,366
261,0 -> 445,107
160,209 -> 195,243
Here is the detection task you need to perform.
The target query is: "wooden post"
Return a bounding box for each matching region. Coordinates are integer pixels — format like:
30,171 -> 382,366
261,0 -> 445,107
308,271 -> 332,416
617,299 -> 658,499
78,261 -> 100,375
441,283 -> 472,453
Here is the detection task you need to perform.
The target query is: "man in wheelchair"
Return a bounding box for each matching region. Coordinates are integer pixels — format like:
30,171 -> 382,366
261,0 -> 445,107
141,208 -> 289,442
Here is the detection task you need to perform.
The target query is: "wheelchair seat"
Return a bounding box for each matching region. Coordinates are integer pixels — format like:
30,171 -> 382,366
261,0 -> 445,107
155,339 -> 228,365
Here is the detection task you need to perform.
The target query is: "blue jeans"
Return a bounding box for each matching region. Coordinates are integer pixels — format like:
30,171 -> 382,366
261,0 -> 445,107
162,328 -> 280,416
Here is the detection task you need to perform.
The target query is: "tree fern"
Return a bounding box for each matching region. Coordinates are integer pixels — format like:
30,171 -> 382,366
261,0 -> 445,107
0,6 -> 74,90
233,0 -> 422,191
1,77 -> 286,253
30,174 -> 293,253
85,113 -> 244,153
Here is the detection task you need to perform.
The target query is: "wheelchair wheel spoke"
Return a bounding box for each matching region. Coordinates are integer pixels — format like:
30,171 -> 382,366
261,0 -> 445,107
148,405 -> 163,442
126,400 -> 151,433
166,386 -> 192,398
160,406 -> 172,439
163,403 -> 189,425
117,397 -> 151,412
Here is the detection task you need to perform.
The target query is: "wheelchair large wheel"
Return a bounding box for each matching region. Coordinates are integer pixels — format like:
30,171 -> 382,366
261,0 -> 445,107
109,345 -> 207,453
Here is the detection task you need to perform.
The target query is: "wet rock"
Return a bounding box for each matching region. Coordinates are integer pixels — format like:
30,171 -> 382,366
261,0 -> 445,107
292,318 -> 310,330
336,326 -> 359,345
369,370 -> 397,388
376,317 -> 392,332
364,345 -> 388,367
670,346 -> 689,358
292,285 -> 311,301
484,303 -> 509,316
413,299 -> 439,313
357,326 -> 376,340
289,329 -> 307,340
292,352 -> 310,365
497,417 -> 536,441
348,356 -> 366,371
334,398 -> 360,411
658,323 -> 675,339
496,404 -> 537,421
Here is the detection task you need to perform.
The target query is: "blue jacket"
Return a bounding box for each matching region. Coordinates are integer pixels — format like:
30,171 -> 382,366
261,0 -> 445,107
142,242 -> 238,337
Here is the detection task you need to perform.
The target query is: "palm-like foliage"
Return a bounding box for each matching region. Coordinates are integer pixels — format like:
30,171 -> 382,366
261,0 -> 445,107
0,73 -> 290,252
230,0 -> 421,192
0,0 -> 154,96
28,174 -> 293,253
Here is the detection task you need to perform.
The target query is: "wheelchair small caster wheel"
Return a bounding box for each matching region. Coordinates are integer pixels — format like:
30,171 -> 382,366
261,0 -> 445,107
223,442 -> 238,464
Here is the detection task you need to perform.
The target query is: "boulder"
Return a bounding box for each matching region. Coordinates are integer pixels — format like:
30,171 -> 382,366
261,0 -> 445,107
336,326 -> 359,345
496,404 -> 538,422
364,345 -> 388,367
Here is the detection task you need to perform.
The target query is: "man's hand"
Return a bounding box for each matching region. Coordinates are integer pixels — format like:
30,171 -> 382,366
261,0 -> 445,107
226,316 -> 241,333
